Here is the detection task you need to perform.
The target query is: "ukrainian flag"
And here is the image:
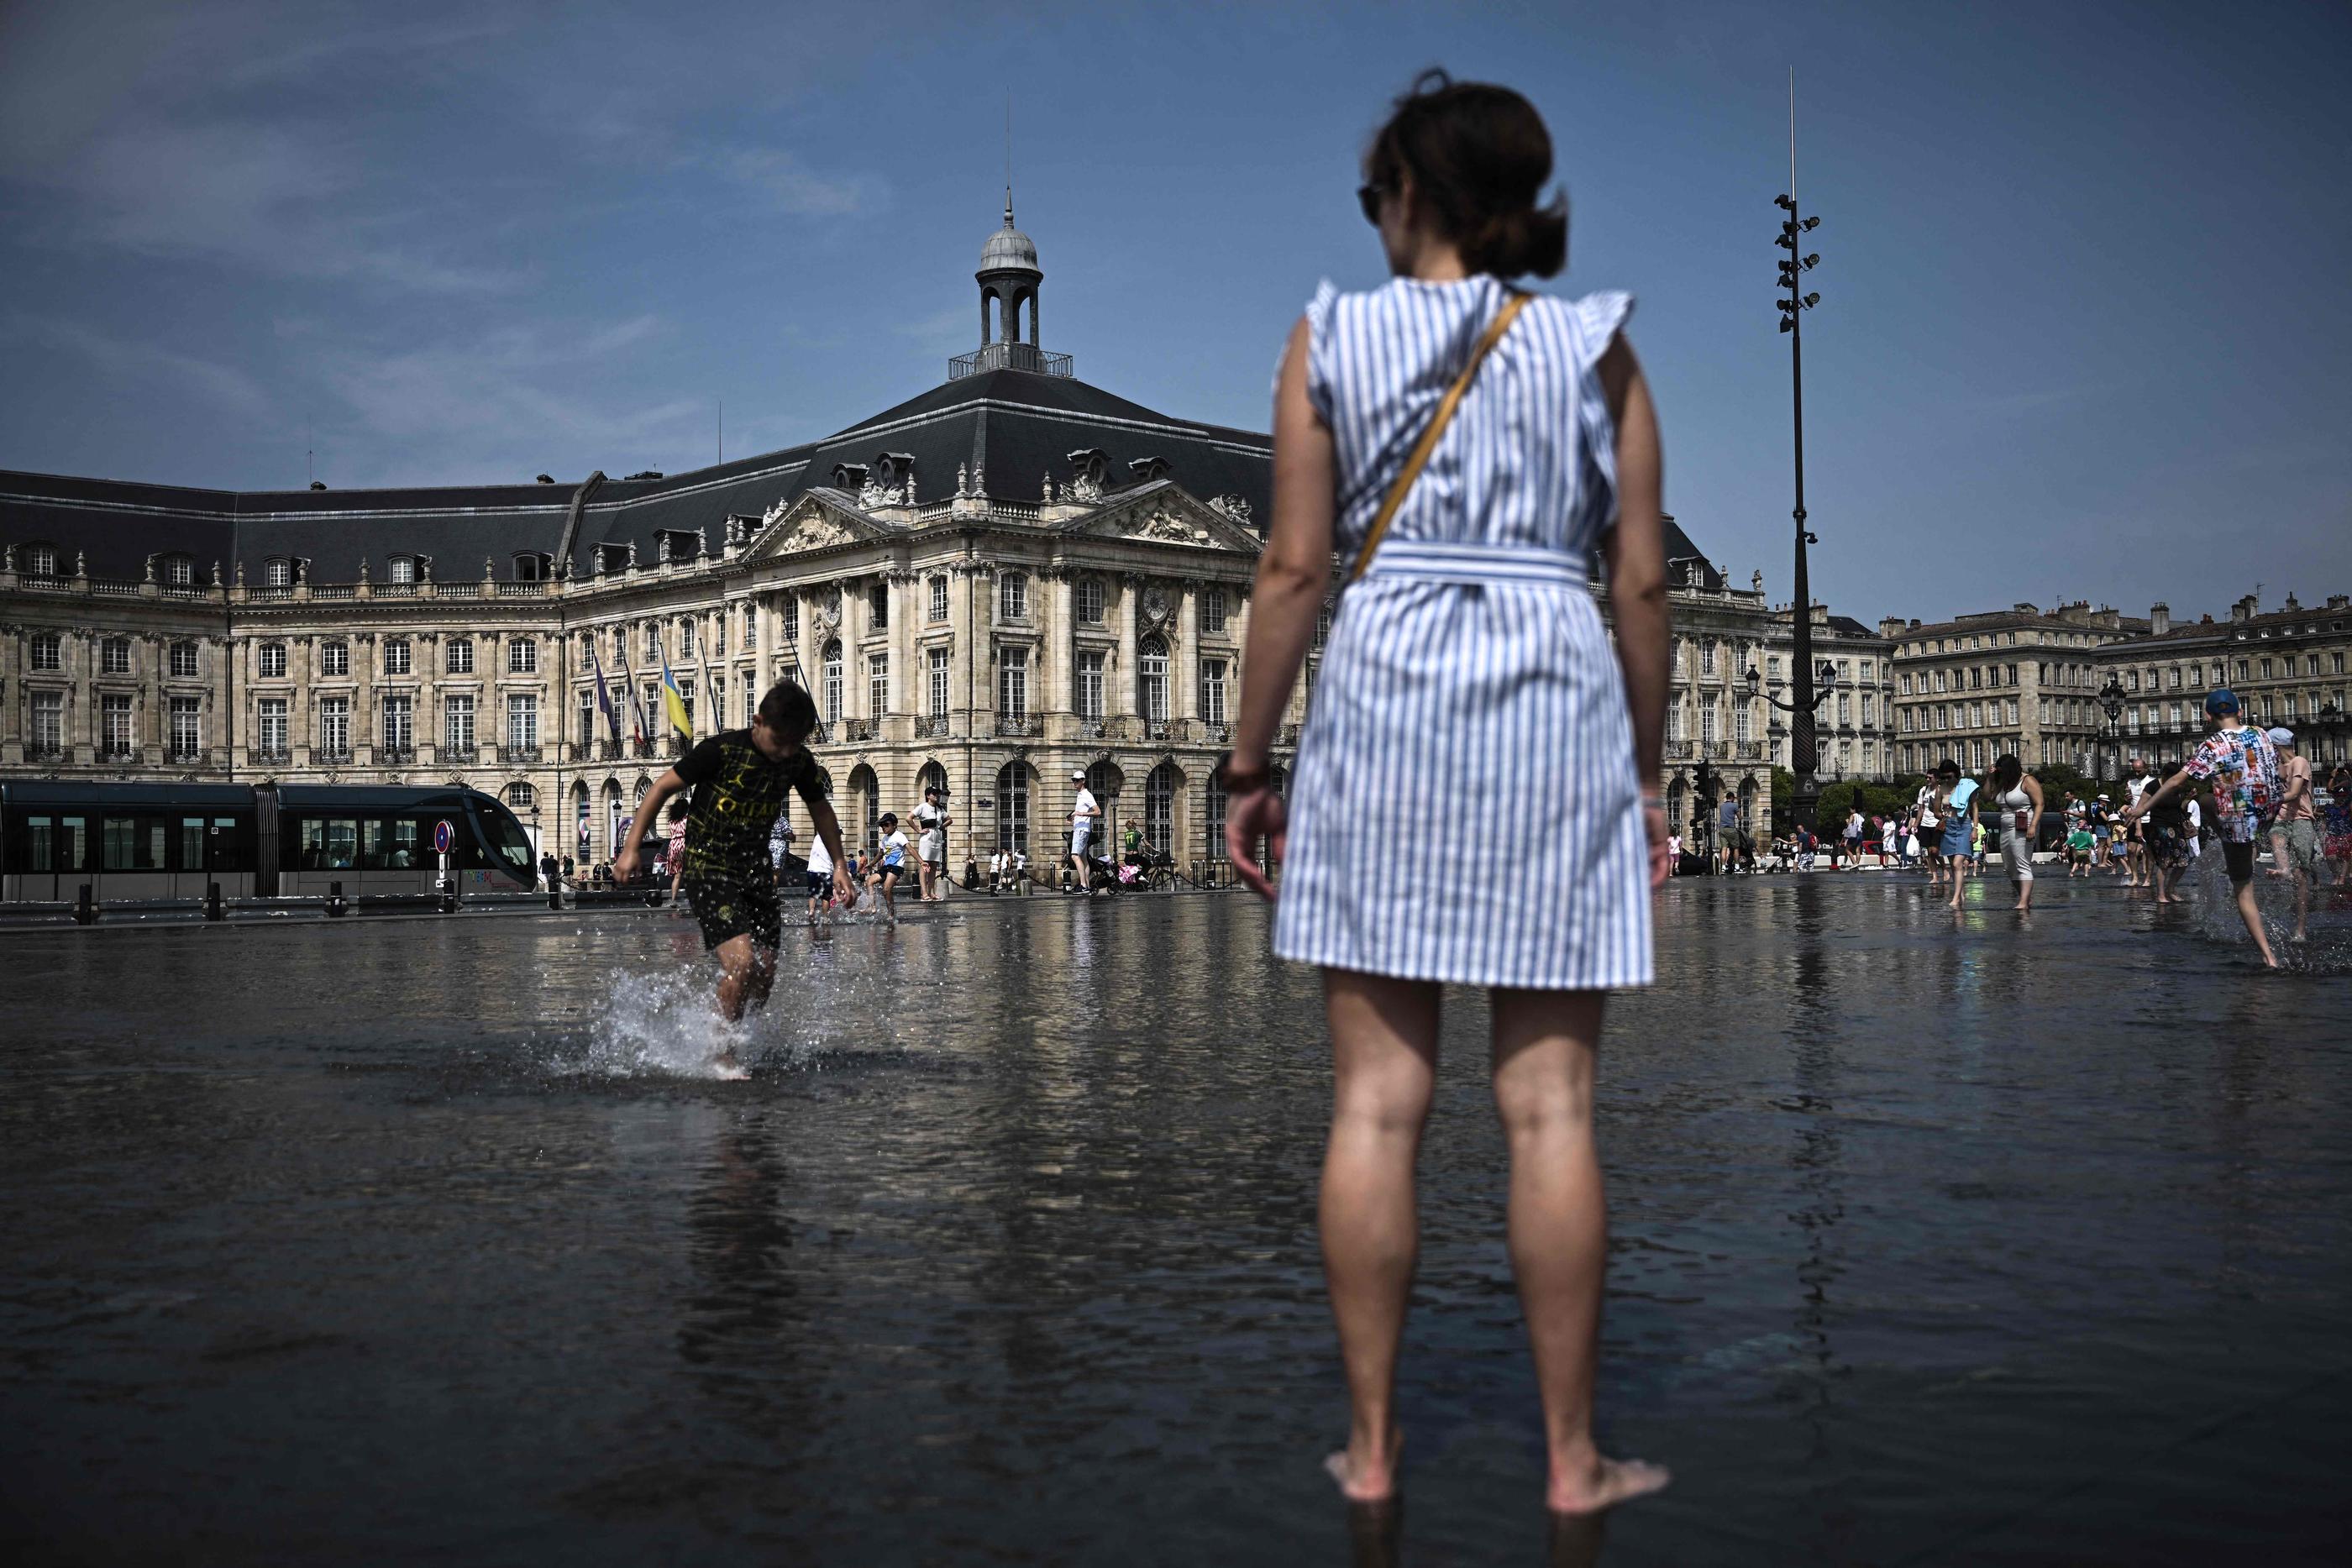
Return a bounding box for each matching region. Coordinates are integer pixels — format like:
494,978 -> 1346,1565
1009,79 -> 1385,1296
659,648 -> 692,739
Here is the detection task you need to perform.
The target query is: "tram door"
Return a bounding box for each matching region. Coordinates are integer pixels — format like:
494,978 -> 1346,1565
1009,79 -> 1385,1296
12,813 -> 88,904
172,815 -> 246,899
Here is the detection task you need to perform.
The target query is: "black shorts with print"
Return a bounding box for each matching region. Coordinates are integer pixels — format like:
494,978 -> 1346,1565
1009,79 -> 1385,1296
682,869 -> 782,952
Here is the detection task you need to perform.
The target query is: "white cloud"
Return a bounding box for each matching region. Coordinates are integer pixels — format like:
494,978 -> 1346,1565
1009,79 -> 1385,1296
712,147 -> 884,217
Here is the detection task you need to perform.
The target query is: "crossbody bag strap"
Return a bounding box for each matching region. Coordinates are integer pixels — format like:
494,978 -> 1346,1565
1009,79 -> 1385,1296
1346,289 -> 1530,585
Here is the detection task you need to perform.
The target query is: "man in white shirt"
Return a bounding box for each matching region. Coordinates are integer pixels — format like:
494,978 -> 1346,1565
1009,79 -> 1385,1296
1067,770 -> 1100,890
2122,757 -> 2153,887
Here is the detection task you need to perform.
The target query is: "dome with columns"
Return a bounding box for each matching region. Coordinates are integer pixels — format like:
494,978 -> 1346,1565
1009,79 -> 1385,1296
979,202 -> 1039,275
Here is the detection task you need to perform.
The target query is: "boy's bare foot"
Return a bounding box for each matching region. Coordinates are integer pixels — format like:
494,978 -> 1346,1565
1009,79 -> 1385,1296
1324,1429 -> 1402,1502
1546,1454 -> 1671,1515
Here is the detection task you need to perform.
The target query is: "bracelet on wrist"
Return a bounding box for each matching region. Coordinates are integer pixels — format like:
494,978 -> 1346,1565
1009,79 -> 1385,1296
1215,750 -> 1272,793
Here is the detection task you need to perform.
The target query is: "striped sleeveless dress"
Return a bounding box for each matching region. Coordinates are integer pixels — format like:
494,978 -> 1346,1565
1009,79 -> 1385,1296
1271,275 -> 1651,989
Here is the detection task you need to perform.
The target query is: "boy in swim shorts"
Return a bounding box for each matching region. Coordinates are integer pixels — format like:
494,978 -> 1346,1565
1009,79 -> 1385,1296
613,681 -> 854,1071
874,812 -> 909,920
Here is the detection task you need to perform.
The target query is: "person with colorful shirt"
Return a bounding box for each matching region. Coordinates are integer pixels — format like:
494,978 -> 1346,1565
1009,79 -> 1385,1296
2125,688 -> 2280,968
2323,762 -> 2352,884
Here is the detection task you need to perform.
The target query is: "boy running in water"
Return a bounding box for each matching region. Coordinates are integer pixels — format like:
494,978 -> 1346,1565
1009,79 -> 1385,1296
614,681 -> 853,1071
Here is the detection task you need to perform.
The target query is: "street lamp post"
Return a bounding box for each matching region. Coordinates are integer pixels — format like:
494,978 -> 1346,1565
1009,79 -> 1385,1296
1775,82 -> 1826,837
2098,677 -> 2127,781
1750,659 -> 1842,833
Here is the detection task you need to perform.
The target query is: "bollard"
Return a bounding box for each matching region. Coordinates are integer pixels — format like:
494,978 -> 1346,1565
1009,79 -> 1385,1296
438,878 -> 459,915
75,884 -> 97,926
326,879 -> 349,917
547,884 -> 562,912
205,882 -> 223,921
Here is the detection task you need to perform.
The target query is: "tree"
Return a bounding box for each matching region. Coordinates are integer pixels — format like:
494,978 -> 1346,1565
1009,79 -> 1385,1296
1769,766 -> 1795,831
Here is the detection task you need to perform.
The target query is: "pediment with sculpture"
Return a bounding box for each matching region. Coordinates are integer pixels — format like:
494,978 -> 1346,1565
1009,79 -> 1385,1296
1063,484 -> 1263,556
745,491 -> 900,559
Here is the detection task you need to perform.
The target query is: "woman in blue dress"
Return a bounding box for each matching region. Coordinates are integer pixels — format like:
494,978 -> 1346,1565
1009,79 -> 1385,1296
1225,72 -> 1671,1515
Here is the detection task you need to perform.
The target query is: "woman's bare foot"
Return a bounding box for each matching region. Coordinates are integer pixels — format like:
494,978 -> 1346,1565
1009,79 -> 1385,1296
1547,1454 -> 1671,1515
1324,1429 -> 1402,1502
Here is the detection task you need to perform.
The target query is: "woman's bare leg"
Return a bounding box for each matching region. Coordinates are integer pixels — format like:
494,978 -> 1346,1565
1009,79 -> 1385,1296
1319,968 -> 1441,1502
1491,989 -> 1669,1514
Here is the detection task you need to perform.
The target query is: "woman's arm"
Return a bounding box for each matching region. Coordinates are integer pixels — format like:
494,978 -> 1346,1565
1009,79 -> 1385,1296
1596,337 -> 1670,889
1226,316 -> 1336,899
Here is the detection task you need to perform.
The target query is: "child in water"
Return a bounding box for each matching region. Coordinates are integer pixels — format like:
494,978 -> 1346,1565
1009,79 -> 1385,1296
613,681 -> 854,1076
873,812 -> 910,920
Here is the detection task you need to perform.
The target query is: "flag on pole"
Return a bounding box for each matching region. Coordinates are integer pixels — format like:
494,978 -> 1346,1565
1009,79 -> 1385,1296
589,643 -> 621,743
616,650 -> 648,747
659,647 -> 692,740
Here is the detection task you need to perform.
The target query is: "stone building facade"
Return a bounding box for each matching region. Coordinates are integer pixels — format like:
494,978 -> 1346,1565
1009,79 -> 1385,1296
2088,592 -> 2352,774
1886,600 -> 2150,779
3,203 -> 1901,873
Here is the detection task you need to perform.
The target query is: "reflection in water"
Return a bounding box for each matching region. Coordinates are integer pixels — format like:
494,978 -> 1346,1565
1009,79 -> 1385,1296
0,883 -> 2347,1563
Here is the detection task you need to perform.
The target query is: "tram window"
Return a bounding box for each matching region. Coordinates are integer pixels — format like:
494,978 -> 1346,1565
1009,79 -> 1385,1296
102,816 -> 168,871
57,815 -> 87,871
179,817 -> 207,870
361,819 -> 423,870
23,815 -> 63,871
295,818 -> 360,870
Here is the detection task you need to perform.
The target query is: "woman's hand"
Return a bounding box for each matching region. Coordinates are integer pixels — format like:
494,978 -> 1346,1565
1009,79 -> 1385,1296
1227,785 -> 1288,901
612,845 -> 640,884
1646,803 -> 1670,890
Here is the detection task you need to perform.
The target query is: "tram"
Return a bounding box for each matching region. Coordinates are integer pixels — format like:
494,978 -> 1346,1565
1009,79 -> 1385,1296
0,781 -> 539,904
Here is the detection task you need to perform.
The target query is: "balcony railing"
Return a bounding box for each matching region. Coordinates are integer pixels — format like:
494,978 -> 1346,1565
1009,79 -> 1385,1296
499,744 -> 542,765
27,745 -> 66,763
443,744 -> 478,763
316,747 -> 354,767
995,715 -> 1035,737
1143,718 -> 1175,742
839,718 -> 876,742
380,746 -> 416,765
1198,721 -> 1232,744
948,343 -> 1074,379
165,745 -> 204,764
255,747 -> 291,765
915,715 -> 951,737
99,744 -> 140,763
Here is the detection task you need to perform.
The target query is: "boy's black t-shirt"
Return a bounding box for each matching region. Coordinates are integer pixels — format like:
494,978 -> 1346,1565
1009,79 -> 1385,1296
672,731 -> 820,880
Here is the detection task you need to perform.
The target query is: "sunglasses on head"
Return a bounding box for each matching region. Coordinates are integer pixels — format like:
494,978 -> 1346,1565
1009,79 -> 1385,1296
1357,182 -> 1386,226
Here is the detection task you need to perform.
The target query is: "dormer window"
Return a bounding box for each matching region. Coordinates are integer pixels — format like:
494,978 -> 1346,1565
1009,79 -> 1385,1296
512,552 -> 552,582
1128,455 -> 1170,483
655,530 -> 699,564
831,462 -> 869,492
20,542 -> 60,577
265,558 -> 293,588
160,553 -> 196,587
594,542 -> 632,575
386,554 -> 417,584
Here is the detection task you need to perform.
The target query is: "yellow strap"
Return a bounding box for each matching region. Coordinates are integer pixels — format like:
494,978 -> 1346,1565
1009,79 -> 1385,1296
1346,291 -> 1530,585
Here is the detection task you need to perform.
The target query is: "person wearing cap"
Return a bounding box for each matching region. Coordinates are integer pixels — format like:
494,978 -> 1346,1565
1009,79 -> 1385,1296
2125,689 -> 2281,967
1066,770 -> 1100,891
914,784 -> 951,902
2265,726 -> 2316,942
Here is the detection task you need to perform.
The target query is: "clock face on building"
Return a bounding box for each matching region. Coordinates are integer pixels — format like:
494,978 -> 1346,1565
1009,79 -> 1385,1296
1142,585 -> 1169,622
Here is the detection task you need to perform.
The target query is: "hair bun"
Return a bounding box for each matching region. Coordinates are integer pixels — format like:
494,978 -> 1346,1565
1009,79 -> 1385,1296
1469,197 -> 1567,280
1365,75 -> 1571,281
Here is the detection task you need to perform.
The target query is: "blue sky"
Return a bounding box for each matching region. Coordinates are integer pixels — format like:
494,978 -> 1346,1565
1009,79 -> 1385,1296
1,0 -> 2344,625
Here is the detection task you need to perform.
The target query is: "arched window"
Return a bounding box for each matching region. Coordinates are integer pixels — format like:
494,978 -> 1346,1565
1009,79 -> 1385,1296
603,779 -> 623,860
512,552 -> 550,582
506,782 -> 536,811
822,640 -> 844,724
265,558 -> 293,587
160,553 -> 196,587
571,780 -> 590,859
995,763 -> 1029,854
917,760 -> 948,800
1144,761 -> 1179,855
848,763 -> 879,849
1085,761 -> 1124,839
1139,635 -> 1169,726
387,554 -> 417,585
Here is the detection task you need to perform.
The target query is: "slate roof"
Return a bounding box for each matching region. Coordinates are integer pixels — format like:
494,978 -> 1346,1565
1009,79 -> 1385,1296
2,366 -> 1273,585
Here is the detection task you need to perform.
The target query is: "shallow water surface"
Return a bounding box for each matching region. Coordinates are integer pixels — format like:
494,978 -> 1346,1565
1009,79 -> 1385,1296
3,872 -> 2348,1565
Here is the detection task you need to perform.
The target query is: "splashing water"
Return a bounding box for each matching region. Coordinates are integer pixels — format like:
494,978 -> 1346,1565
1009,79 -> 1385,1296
560,964 -> 747,1079
2178,845 -> 2352,973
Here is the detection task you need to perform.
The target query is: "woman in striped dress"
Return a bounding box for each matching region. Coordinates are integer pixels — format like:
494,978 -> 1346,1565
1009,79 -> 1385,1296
1225,73 -> 1671,1515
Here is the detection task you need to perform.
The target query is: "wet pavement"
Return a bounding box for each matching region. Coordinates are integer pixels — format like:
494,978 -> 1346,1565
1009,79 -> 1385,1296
3,865 -> 2348,1565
